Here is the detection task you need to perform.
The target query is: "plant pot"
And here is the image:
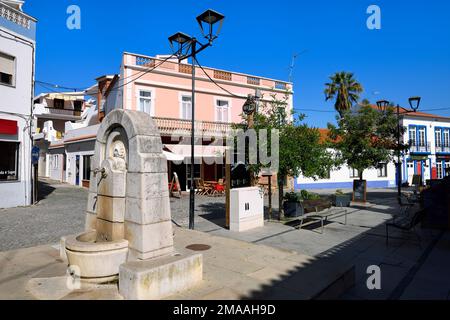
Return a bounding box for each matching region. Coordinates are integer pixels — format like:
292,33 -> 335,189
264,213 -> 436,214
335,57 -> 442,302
283,201 -> 305,218
333,194 -> 351,207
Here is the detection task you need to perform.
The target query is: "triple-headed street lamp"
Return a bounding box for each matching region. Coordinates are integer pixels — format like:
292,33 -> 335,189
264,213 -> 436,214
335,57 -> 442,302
168,9 -> 225,230
377,97 -> 421,201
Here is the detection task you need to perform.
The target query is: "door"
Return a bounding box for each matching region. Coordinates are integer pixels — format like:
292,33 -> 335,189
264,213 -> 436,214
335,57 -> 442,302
415,161 -> 422,176
407,161 -> 415,185
446,161 -> 450,177
75,155 -> 80,186
437,162 -> 443,179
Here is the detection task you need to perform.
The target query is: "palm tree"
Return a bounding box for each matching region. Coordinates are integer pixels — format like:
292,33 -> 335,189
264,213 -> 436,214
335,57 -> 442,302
325,72 -> 363,117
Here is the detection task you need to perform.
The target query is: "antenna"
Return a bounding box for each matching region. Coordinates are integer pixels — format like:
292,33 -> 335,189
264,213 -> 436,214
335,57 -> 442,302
288,50 -> 308,83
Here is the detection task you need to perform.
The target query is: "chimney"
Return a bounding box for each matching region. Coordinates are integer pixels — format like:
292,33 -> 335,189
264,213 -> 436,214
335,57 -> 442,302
95,75 -> 114,122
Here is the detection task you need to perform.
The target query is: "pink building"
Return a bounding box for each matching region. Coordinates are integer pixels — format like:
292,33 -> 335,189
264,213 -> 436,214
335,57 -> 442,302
100,53 -> 293,190
54,53 -> 293,190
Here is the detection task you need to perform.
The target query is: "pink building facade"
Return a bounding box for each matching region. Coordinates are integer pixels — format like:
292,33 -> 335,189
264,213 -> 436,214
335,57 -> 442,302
97,53 -> 293,191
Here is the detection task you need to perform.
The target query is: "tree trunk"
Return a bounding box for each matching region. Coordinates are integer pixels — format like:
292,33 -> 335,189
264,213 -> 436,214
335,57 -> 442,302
359,170 -> 364,181
278,174 -> 285,221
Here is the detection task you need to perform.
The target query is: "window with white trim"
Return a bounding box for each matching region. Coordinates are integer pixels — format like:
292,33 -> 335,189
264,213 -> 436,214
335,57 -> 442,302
0,52 -> 15,86
418,127 -> 426,146
409,127 -> 416,146
377,163 -> 388,178
215,99 -> 229,123
138,90 -> 152,115
180,95 -> 192,120
436,129 -> 442,147
444,129 -> 450,147
437,162 -> 444,179
349,167 -> 359,178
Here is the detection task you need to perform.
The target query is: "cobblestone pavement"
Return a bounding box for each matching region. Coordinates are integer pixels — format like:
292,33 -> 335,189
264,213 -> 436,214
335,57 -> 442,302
0,179 -> 86,252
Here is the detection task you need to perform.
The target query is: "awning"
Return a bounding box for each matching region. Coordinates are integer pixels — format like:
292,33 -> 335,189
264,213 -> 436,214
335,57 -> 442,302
164,144 -> 227,159
0,119 -> 18,135
163,150 -> 185,162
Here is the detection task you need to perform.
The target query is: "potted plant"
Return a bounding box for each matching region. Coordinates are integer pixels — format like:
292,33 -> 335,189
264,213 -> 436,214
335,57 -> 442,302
283,192 -> 304,218
332,189 -> 351,207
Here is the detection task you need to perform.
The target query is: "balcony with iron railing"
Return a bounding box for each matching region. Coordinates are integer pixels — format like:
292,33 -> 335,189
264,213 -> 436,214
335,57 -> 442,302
409,141 -> 431,153
154,117 -> 232,137
436,144 -> 450,154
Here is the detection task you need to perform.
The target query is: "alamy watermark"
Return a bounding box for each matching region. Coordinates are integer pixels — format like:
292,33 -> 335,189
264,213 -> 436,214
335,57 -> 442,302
366,265 -> 381,290
367,5 -> 381,30
168,127 -> 280,173
67,5 -> 81,30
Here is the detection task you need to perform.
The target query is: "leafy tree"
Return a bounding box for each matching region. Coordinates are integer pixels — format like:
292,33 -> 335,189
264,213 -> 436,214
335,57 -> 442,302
325,72 -> 363,117
327,105 -> 407,181
234,93 -> 335,220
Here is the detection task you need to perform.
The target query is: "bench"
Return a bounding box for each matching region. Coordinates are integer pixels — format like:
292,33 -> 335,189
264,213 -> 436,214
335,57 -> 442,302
386,208 -> 426,246
297,205 -> 349,234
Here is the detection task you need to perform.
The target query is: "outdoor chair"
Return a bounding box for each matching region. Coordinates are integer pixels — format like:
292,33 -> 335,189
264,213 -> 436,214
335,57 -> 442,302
195,179 -> 207,196
386,208 -> 427,246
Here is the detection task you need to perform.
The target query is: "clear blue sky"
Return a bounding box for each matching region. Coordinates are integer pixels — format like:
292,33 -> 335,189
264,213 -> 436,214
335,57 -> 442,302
27,0 -> 450,128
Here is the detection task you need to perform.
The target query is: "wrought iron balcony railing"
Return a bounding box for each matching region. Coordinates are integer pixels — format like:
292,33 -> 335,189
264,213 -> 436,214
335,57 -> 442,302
436,145 -> 450,153
409,141 -> 431,153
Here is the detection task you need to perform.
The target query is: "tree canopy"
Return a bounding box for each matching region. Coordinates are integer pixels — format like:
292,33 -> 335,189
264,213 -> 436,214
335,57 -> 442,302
327,105 -> 406,180
325,72 -> 363,117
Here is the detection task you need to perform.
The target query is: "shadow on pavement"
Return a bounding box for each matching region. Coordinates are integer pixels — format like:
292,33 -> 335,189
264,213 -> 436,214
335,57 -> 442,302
38,181 -> 56,201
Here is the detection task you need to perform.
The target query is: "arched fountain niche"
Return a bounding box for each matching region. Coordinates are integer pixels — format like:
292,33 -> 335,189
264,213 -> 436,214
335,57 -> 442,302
65,110 -> 175,283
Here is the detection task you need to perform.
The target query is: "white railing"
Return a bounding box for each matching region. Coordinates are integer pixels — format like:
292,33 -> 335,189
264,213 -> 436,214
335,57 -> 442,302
36,107 -> 81,117
409,141 -> 431,153
0,3 -> 33,29
436,145 -> 450,153
154,117 -> 232,137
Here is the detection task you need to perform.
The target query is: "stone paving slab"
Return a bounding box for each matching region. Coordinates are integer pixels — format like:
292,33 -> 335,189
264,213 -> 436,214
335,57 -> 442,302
0,226 -> 353,300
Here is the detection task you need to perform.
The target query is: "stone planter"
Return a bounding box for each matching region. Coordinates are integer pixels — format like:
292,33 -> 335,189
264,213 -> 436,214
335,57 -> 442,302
333,194 -> 352,207
283,201 -> 305,218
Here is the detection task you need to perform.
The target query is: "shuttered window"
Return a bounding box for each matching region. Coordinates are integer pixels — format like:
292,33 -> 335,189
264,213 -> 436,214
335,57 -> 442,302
0,52 -> 15,86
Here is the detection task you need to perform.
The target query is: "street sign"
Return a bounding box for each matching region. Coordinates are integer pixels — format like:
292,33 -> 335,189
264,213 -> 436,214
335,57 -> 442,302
31,146 -> 40,165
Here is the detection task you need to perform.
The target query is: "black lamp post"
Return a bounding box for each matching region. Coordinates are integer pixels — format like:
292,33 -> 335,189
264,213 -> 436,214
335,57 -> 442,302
168,9 -> 225,230
377,96 -> 421,201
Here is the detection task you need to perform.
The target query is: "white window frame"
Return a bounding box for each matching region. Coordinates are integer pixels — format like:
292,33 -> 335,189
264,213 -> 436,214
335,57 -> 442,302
214,97 -> 232,123
0,51 -> 16,87
444,129 -> 450,147
377,163 -> 388,178
437,162 -> 443,179
136,87 -> 155,116
349,167 -> 359,179
179,93 -> 192,120
409,127 -> 417,145
418,127 -> 426,146
435,129 -> 442,147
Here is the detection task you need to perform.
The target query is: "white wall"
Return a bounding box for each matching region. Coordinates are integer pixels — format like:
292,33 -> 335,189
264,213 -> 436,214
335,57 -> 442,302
47,151 -> 64,182
0,24 -> 35,208
296,161 -> 396,190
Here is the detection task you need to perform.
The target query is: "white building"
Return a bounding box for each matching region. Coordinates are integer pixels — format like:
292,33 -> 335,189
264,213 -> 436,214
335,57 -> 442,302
295,108 -> 450,190
295,129 -> 397,190
32,92 -> 93,178
0,0 -> 36,208
401,109 -> 450,184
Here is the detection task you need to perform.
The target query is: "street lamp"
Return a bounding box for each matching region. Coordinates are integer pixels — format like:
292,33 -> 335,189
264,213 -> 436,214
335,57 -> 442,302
409,96 -> 421,112
376,100 -> 390,113
168,9 -> 225,230
377,96 -> 422,202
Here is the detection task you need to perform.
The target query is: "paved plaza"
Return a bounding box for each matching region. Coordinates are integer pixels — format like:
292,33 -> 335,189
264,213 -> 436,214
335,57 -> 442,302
0,179 -> 449,299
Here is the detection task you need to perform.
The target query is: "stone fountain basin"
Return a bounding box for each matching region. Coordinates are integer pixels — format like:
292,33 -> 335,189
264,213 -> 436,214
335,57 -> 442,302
65,231 -> 129,282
